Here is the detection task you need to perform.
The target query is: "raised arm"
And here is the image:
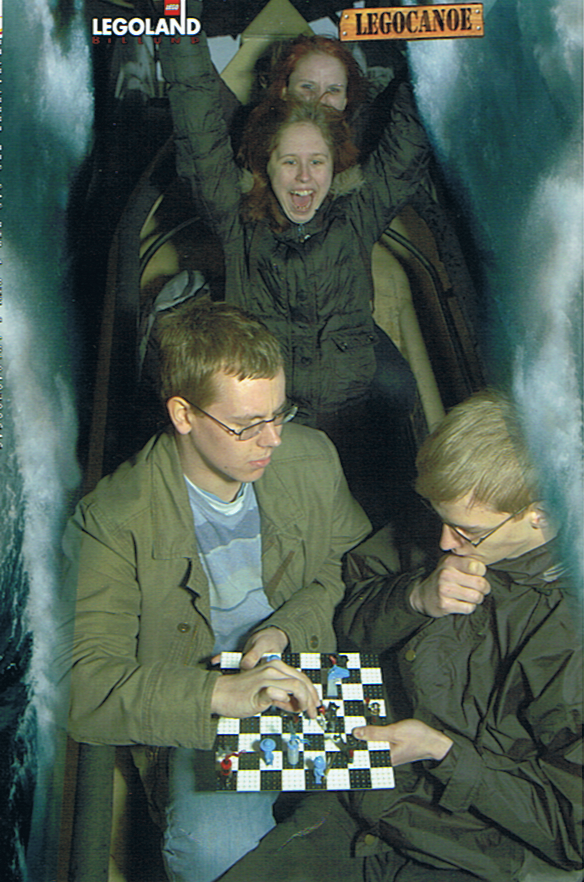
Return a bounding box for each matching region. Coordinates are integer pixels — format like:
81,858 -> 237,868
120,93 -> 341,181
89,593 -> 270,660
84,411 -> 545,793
335,541 -> 429,650
337,540 -> 493,649
158,0 -> 242,238
355,79 -> 432,243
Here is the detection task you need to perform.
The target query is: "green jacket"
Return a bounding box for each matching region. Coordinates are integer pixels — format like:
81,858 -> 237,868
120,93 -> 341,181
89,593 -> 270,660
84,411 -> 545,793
66,424 -> 370,750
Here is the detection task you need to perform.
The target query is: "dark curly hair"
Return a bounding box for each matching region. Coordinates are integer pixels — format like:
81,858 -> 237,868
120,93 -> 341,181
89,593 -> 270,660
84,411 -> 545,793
238,98 -> 359,230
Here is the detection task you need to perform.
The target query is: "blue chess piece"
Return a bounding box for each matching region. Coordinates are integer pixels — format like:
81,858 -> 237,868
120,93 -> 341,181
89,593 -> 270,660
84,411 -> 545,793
260,737 -> 276,766
326,655 -> 350,698
313,755 -> 326,784
287,734 -> 301,766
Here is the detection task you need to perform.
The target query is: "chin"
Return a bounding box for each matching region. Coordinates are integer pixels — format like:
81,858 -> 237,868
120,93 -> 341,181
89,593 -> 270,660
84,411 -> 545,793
286,208 -> 316,224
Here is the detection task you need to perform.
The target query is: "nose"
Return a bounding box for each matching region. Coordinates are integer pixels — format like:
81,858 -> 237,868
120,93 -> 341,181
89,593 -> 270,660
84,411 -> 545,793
439,524 -> 465,552
295,160 -> 311,182
257,421 -> 282,448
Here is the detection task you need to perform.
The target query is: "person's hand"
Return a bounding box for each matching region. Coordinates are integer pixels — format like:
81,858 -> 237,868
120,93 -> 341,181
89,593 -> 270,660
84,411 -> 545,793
353,719 -> 453,766
211,657 -> 320,719
408,554 -> 489,617
240,627 -> 289,670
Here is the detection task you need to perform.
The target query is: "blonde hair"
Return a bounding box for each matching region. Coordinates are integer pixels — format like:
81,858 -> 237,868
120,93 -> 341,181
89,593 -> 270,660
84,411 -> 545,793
156,298 -> 283,409
415,390 -> 540,513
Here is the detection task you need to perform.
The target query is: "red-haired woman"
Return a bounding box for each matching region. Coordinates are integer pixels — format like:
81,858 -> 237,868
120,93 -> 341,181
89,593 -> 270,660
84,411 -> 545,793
263,32 -> 369,114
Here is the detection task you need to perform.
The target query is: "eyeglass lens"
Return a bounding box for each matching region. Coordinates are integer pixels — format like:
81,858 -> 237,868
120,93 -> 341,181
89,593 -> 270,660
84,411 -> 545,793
239,406 -> 297,440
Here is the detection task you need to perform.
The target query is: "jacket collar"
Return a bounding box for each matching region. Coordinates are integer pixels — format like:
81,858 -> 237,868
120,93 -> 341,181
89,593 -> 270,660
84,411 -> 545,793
488,536 -> 569,595
148,427 -> 302,559
255,432 -> 305,537
149,430 -> 198,559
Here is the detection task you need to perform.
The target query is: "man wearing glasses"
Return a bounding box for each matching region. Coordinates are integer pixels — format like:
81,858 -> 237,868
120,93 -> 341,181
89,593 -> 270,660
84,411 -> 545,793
66,298 -> 370,882
219,390 -> 582,882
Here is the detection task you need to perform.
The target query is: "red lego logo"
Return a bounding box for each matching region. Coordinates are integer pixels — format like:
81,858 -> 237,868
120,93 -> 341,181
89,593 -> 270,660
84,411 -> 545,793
164,0 -> 181,15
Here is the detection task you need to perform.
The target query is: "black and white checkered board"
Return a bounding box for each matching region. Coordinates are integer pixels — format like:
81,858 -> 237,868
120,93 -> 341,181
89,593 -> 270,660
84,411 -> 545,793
215,652 -> 394,792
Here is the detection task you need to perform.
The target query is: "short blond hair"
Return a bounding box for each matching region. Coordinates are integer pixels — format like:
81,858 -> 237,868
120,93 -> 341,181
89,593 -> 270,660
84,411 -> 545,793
156,298 -> 283,409
415,390 -> 540,513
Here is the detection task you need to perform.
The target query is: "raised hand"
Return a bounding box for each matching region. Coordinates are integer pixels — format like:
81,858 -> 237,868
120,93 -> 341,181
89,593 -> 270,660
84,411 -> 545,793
409,554 -> 489,617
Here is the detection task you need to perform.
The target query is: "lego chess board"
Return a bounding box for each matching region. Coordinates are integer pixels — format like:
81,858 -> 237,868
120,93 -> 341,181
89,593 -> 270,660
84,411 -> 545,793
214,652 -> 394,792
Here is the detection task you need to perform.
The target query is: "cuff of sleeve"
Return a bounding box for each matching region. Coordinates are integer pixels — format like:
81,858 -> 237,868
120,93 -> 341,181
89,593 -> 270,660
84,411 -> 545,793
200,670 -> 221,748
249,624 -> 290,651
386,572 -> 430,640
262,612 -> 326,653
402,572 -> 432,622
426,734 -> 484,813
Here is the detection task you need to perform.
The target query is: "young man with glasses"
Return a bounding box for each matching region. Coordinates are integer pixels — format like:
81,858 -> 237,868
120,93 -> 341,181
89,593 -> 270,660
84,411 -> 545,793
219,390 -> 582,882
65,298 -> 370,882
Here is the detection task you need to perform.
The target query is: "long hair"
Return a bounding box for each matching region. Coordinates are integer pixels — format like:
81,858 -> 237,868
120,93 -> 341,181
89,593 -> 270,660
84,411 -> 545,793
238,98 -> 359,230
265,34 -> 369,114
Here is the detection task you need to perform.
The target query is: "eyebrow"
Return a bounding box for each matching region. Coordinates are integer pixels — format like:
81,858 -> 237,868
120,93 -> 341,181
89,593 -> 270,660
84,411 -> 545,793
299,79 -> 345,87
279,152 -> 329,159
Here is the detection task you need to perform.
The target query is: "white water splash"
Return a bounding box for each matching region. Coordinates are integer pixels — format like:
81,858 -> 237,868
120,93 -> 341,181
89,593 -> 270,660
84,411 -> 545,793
3,1 -> 93,877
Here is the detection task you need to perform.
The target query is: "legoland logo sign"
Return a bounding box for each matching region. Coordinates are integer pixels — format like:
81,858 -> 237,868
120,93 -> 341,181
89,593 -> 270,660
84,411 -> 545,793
92,0 -> 201,39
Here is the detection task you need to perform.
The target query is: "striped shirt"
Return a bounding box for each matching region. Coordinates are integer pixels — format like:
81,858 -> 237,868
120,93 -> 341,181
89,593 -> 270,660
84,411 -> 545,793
184,477 -> 273,653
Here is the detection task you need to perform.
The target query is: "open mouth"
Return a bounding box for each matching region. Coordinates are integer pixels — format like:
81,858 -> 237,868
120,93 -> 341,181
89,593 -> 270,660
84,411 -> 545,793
290,190 -> 315,213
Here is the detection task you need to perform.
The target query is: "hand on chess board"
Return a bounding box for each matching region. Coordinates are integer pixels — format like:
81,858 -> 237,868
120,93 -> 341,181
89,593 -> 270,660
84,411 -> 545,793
240,627 -> 289,670
211,657 -> 320,720
352,719 -> 453,766
409,554 -> 489,618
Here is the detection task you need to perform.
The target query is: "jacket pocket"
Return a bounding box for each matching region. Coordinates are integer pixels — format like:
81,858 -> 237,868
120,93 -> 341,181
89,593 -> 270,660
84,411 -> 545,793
321,328 -> 377,408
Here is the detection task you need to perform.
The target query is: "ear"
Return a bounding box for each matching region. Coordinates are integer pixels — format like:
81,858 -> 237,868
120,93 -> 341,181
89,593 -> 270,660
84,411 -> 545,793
167,397 -> 193,436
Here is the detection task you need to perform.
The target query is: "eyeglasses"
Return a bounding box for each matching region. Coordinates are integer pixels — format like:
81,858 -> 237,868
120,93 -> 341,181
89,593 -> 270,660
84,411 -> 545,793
182,398 -> 298,441
422,500 -> 529,548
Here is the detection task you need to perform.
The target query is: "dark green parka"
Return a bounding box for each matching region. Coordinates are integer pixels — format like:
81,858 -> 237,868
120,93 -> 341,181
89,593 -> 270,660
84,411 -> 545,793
218,537 -> 583,882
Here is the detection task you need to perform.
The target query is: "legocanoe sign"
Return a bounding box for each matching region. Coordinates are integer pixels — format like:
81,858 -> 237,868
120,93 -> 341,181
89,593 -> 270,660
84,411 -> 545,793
340,4 -> 484,41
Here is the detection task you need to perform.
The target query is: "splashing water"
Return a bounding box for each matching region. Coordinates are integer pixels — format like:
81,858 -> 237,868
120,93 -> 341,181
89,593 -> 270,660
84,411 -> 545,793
2,1 -> 92,878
